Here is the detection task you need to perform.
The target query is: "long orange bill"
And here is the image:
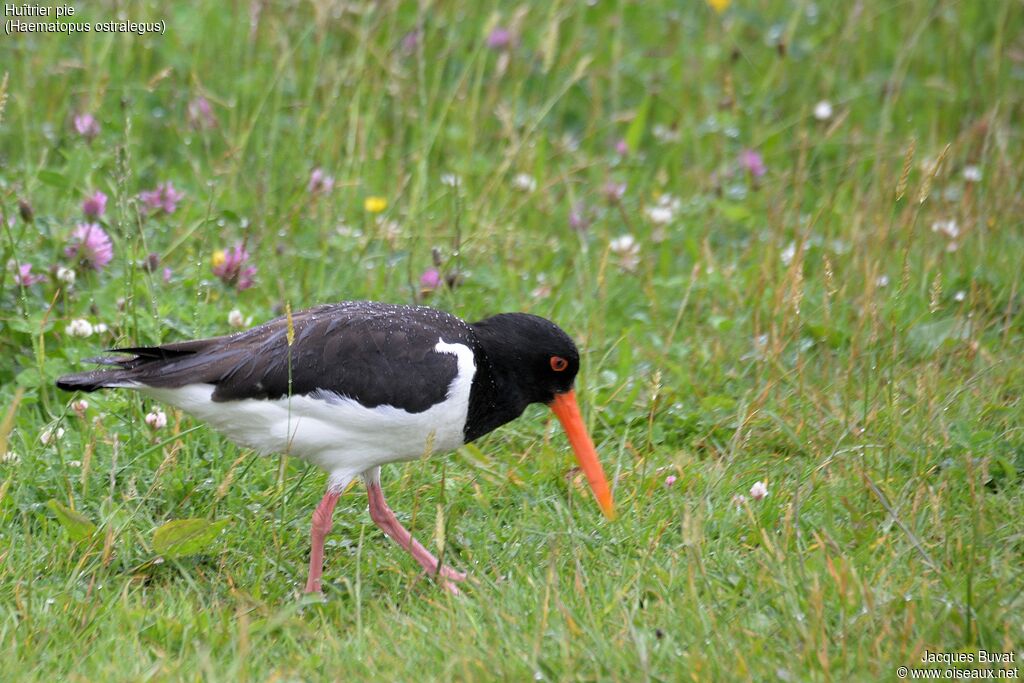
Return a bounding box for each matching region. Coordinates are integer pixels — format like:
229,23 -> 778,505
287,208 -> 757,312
549,390 -> 615,520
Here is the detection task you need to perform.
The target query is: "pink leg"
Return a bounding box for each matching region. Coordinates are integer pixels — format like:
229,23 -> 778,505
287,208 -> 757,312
304,490 -> 341,594
364,470 -> 467,594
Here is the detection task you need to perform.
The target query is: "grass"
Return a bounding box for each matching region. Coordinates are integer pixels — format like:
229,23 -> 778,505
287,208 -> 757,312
2,0 -> 1023,680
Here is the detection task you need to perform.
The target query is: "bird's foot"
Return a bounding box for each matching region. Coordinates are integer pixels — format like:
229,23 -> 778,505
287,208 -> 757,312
423,568 -> 468,595
438,564 -> 467,582
303,585 -> 328,599
435,561 -> 474,595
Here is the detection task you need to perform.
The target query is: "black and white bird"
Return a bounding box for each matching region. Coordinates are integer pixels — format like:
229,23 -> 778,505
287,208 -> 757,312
56,301 -> 614,594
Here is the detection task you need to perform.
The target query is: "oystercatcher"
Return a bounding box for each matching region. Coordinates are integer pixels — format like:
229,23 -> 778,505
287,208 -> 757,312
56,301 -> 614,594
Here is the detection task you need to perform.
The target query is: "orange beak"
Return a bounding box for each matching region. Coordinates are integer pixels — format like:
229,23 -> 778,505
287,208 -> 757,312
549,390 -> 615,520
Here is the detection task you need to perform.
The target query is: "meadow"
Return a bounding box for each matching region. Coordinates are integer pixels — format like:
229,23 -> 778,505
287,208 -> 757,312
1,0 -> 1023,680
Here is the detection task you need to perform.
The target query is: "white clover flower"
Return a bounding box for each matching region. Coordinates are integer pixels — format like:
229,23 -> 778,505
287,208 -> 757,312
645,206 -> 675,225
560,133 -> 581,153
512,173 -> 537,193
749,481 -> 768,501
335,221 -> 358,238
660,194 -> 682,210
918,156 -> 940,175
813,100 -> 833,121
930,219 -> 960,239
375,217 -> 402,241
954,290 -> 966,302
40,427 -> 65,445
94,323 -> 108,335
780,242 -> 798,266
145,408 -> 167,430
876,275 -> 890,288
71,399 -> 89,417
644,194 -> 681,225
56,266 -> 76,285
652,124 -> 681,143
962,165 -> 982,183
228,309 -> 246,328
440,173 -> 462,188
530,284 -> 552,299
65,319 -> 94,337
609,234 -> 636,254
609,234 -> 640,272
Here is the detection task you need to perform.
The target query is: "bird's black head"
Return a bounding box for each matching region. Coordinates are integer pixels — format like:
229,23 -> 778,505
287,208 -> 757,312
468,311 -> 615,519
471,312 -> 580,405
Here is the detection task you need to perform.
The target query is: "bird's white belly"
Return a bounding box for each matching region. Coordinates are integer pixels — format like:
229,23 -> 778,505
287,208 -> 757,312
140,340 -> 476,482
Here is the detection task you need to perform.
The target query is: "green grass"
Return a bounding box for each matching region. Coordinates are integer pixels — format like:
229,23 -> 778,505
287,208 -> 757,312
2,0 -> 1023,680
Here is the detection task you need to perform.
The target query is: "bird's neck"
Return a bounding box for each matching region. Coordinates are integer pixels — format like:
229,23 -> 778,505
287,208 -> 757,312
463,330 -> 532,443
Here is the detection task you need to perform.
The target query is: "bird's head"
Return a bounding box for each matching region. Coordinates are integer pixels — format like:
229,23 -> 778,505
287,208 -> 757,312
473,313 -> 615,519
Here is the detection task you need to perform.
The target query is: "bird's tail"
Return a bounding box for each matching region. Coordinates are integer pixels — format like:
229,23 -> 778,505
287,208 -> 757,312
55,367 -> 136,393
56,342 -> 215,394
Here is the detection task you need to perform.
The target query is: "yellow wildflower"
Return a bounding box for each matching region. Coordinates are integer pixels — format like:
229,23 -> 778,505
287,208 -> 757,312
707,0 -> 730,13
212,249 -> 226,268
364,196 -> 387,213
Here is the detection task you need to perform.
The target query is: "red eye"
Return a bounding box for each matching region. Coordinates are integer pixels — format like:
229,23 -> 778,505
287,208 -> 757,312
550,356 -> 568,372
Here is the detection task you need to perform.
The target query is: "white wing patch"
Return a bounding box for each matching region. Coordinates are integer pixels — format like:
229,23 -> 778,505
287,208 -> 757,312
139,339 -> 476,484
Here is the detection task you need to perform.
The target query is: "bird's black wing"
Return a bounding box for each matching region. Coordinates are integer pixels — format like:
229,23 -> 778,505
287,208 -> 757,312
58,302 -> 479,413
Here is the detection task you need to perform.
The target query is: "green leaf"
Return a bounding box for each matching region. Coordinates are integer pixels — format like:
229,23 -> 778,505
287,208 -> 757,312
991,455 -> 1018,485
625,95 -> 651,152
533,134 -> 547,184
700,394 -> 737,413
907,317 -> 972,354
47,499 -> 98,541
718,202 -> 754,223
15,358 -> 66,390
15,368 -> 45,390
7,312 -> 54,335
710,315 -> 734,332
37,170 -> 69,188
805,323 -> 848,348
153,518 -> 228,558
